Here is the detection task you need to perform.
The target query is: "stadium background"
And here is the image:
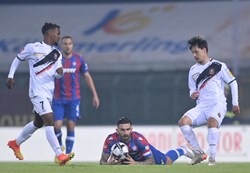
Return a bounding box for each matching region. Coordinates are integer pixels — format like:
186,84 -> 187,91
0,0 -> 249,127
1,0 -> 250,163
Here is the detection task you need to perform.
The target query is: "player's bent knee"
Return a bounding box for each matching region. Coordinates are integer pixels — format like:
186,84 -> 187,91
41,113 -> 55,126
178,119 -> 183,126
208,117 -> 219,128
33,120 -> 44,128
178,116 -> 191,126
33,112 -> 44,128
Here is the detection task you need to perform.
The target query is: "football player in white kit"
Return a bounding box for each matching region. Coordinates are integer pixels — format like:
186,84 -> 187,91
178,35 -> 240,166
6,22 -> 74,165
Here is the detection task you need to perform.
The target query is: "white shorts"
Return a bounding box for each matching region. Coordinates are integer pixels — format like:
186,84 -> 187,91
183,101 -> 227,127
30,96 -> 53,116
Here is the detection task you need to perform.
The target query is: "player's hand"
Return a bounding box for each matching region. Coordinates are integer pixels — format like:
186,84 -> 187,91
107,155 -> 122,165
56,67 -> 64,75
232,105 -> 240,115
93,95 -> 100,109
6,78 -> 15,89
109,159 -> 121,165
122,154 -> 137,165
191,91 -> 199,100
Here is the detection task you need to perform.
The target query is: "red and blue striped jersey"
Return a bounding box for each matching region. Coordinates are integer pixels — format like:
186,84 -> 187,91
102,131 -> 153,161
53,53 -> 88,100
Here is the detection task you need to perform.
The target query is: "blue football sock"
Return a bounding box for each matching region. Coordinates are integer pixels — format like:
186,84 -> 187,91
55,129 -> 62,146
165,148 -> 185,163
66,131 -> 75,154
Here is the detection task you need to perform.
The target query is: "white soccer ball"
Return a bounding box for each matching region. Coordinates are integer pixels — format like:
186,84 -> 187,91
111,142 -> 129,161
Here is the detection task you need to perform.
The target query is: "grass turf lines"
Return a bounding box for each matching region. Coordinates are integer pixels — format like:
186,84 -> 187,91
0,162 -> 249,173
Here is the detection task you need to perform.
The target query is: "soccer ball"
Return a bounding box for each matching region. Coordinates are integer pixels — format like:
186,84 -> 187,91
111,142 -> 129,161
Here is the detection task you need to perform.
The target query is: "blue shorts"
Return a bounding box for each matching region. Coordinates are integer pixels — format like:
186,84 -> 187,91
150,145 -> 167,164
52,99 -> 81,121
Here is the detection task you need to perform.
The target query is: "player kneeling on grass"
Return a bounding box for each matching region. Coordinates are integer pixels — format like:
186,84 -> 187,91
100,117 -> 194,165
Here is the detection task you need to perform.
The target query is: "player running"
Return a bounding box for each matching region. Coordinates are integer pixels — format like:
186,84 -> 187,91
6,22 -> 74,165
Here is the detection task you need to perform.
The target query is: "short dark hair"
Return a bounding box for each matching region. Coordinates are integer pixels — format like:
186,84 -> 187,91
41,22 -> 60,35
116,117 -> 132,126
187,35 -> 208,52
61,35 -> 73,41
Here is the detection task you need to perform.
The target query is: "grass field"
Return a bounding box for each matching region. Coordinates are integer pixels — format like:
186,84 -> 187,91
0,162 -> 249,173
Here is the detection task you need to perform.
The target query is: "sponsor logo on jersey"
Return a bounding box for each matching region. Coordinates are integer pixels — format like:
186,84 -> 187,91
63,68 -> 76,73
34,52 -> 46,57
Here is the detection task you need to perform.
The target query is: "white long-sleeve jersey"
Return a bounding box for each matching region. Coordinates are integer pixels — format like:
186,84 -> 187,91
188,59 -> 239,107
8,41 -> 63,99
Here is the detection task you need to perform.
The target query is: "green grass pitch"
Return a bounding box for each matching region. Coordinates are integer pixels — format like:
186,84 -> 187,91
0,162 -> 249,173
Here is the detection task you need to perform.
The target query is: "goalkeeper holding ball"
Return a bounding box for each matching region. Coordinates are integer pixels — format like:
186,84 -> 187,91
100,117 -> 194,165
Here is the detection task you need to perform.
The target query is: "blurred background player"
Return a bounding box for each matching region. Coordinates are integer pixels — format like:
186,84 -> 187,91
178,35 -> 240,166
6,22 -> 74,165
100,117 -> 194,165
52,36 -> 100,160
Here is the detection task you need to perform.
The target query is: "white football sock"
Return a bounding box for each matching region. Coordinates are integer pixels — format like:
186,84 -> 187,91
180,125 -> 202,151
45,126 -> 63,156
16,121 -> 38,145
208,127 -> 219,160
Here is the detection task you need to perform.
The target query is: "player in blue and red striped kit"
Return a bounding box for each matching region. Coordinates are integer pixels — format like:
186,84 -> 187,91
53,36 -> 99,158
100,117 -> 194,165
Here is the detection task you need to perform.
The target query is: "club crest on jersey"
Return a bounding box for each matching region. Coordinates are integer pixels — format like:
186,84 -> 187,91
209,68 -> 216,75
53,52 -> 59,60
132,146 -> 137,151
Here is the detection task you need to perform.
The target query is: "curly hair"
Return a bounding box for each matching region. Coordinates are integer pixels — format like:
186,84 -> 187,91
41,22 -> 60,35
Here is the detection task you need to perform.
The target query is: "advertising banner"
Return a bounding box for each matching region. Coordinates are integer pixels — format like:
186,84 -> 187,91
0,1 -> 250,72
1,126 -> 249,162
